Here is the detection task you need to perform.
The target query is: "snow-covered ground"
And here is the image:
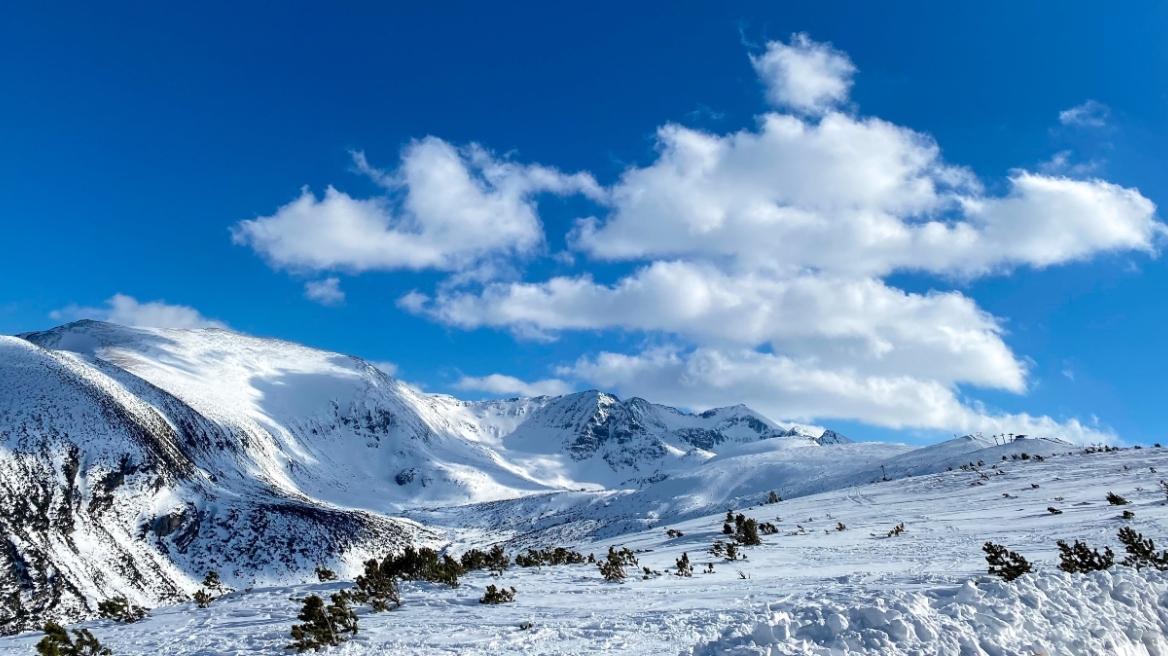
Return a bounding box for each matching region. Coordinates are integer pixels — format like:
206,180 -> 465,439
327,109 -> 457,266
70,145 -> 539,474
5,441 -> 1167,655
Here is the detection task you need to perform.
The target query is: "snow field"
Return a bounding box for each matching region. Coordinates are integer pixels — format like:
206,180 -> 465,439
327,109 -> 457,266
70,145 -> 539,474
5,444 -> 1168,654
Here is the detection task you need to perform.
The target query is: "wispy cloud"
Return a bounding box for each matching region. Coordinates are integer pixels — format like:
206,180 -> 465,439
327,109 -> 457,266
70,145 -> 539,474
304,277 -> 345,306
454,373 -> 573,398
1059,100 -> 1110,128
51,294 -> 226,329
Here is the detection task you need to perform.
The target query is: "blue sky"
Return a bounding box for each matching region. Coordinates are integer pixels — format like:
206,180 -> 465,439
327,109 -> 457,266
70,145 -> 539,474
2,2 -> 1166,445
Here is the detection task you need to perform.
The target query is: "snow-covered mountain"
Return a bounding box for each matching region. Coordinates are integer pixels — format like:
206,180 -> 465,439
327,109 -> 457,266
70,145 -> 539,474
0,320 -> 852,633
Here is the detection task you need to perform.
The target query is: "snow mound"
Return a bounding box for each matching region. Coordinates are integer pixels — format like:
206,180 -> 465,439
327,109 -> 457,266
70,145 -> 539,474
689,569 -> 1168,656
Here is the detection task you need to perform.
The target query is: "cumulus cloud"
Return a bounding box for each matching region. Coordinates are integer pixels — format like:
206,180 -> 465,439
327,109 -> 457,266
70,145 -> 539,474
232,139 -> 603,273
1059,100 -> 1110,128
304,277 -> 345,306
750,33 -> 856,114
570,116 -> 1159,278
408,264 -> 1025,391
51,294 -> 226,329
454,373 -> 573,398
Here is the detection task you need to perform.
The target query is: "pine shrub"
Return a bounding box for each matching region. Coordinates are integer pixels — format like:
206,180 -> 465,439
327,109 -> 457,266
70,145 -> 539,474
725,542 -> 739,561
513,546 -> 586,569
1047,507 -> 1063,515
286,593 -> 358,652
350,557 -> 402,611
36,622 -> 111,656
202,571 -> 226,594
983,542 -> 1032,581
1107,492 -> 1129,506
96,596 -> 147,624
675,552 -> 693,577
193,589 -> 214,609
1118,527 -> 1168,571
722,522 -> 733,535
767,491 -> 781,504
665,528 -> 684,538
314,567 -> 337,582
885,522 -> 905,537
479,585 -> 516,604
1056,540 -> 1114,573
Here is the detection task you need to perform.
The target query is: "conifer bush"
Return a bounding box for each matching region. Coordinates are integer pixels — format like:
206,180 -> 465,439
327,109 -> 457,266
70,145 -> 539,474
286,593 -> 358,652
1047,507 -> 1063,515
36,622 -> 111,656
885,522 -> 905,537
675,552 -> 693,577
513,547 -> 586,568
202,571 -> 226,594
767,491 -> 781,504
479,585 -> 517,604
314,567 -> 337,582
193,589 -> 214,609
665,528 -> 684,538
350,557 -> 402,611
1057,540 -> 1114,573
722,522 -> 733,535
1118,527 -> 1168,571
96,596 -> 147,624
725,543 -> 739,561
1107,492 -> 1129,506
983,542 -> 1032,581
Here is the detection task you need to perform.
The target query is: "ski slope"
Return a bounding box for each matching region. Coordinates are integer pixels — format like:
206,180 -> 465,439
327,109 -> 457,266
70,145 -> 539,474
4,440 -> 1167,655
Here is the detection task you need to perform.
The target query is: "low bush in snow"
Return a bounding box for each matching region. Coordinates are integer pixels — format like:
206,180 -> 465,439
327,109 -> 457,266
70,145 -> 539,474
36,622 -> 111,656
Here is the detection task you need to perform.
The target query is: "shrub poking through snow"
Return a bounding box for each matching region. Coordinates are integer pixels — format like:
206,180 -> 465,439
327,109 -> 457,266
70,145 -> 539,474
675,552 -> 693,577
709,540 -> 725,557
314,567 -> 337,582
36,621 -> 111,656
286,593 -> 358,652
350,557 -> 402,611
759,522 -> 778,535
736,517 -> 762,545
983,542 -> 1032,581
193,589 -> 214,609
1123,510 -> 1136,520
722,523 -> 733,535
666,528 -> 684,538
1048,507 -> 1063,515
375,546 -> 465,587
598,556 -> 626,582
1057,540 -> 1114,573
479,585 -> 516,604
514,547 -> 587,568
725,543 -> 739,561
97,596 -> 147,624
886,522 -> 906,537
202,571 -> 227,594
767,490 -> 781,504
1107,492 -> 1129,506
726,510 -> 735,523
836,522 -> 847,532
1117,527 -> 1168,571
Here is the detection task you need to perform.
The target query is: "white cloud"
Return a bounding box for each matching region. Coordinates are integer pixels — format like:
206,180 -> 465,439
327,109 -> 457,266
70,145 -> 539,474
51,294 -> 226,329
409,264 -> 1025,391
369,360 -> 398,377
750,33 -> 856,114
304,277 -> 345,306
231,139 -> 603,274
453,373 -> 573,398
570,115 -> 1159,278
1059,100 -> 1110,128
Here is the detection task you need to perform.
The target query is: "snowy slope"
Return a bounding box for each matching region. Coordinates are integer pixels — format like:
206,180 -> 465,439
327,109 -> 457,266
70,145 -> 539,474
1,320 -> 858,633
3,440 -> 1166,655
